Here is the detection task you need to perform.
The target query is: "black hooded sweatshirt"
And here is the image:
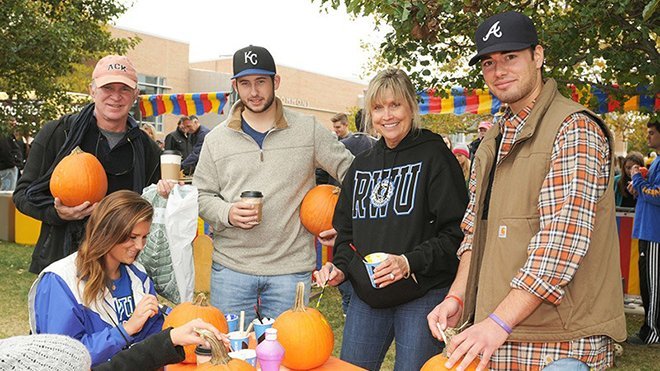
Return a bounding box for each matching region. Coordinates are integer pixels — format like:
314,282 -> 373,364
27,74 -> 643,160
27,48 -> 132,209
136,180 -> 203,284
332,129 -> 468,308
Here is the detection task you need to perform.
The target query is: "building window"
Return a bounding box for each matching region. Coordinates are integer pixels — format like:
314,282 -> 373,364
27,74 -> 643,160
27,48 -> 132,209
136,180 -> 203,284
132,74 -> 168,132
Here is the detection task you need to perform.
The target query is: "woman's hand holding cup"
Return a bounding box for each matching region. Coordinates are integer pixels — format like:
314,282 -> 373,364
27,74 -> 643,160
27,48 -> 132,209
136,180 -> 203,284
372,254 -> 407,288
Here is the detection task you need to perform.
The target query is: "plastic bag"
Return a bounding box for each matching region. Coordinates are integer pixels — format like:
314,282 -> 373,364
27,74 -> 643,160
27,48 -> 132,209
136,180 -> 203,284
139,184 -> 197,304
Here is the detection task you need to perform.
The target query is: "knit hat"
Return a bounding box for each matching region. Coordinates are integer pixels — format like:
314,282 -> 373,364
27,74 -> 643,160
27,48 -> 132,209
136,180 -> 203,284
232,45 -> 276,79
453,143 -> 470,158
92,55 -> 138,89
0,334 -> 92,371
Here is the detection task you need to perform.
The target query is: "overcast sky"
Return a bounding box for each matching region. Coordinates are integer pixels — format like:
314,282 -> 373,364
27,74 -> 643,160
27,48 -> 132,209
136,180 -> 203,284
114,0 -> 385,82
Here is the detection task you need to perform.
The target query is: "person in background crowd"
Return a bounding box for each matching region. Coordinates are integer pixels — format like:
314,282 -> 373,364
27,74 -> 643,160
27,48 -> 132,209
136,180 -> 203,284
452,143 -> 471,185
614,151 -> 644,207
165,116 -> 193,160
13,55 -> 161,274
442,134 -> 453,151
428,11 -> 626,370
193,45 -> 353,321
0,117 -> 24,191
627,119 -> 660,346
331,112 -> 352,140
140,122 -> 157,142
316,68 -> 467,370
28,191 -> 164,366
468,120 -> 493,159
181,114 -> 209,175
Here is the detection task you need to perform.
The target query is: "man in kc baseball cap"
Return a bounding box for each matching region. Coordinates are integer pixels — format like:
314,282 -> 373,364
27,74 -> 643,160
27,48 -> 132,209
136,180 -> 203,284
469,11 -> 538,66
92,55 -> 138,89
232,45 -> 277,79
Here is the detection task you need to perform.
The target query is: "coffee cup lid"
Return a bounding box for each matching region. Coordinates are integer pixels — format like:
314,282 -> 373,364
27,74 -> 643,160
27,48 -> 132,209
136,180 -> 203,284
241,191 -> 263,198
162,150 -> 181,156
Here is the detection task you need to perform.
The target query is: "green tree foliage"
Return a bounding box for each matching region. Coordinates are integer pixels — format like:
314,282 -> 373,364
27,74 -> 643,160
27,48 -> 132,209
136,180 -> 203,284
0,0 -> 138,135
318,0 -> 658,112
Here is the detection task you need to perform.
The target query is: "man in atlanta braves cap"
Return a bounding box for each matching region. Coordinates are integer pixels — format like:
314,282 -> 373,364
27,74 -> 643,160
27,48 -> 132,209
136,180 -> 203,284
194,45 -> 353,320
13,55 -> 162,274
428,10 -> 626,370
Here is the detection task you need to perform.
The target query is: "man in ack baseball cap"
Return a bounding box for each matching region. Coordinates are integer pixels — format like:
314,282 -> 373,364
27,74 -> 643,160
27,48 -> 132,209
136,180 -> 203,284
13,53 -> 162,274
92,55 -> 138,89
468,11 -> 538,66
232,45 -> 276,79
429,9 -> 626,371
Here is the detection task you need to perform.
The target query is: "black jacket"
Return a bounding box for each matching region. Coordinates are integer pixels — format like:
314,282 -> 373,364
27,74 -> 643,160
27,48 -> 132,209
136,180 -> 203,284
13,110 -> 161,273
0,134 -> 23,170
93,328 -> 185,371
164,127 -> 192,160
332,129 -> 468,308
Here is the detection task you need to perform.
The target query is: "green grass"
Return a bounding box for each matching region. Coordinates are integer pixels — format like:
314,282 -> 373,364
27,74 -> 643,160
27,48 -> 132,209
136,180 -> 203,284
2,240 -> 659,370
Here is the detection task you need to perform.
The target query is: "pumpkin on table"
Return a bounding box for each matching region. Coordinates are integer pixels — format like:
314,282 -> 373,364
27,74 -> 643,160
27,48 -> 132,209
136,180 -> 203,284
273,282 -> 334,369
49,146 -> 107,207
299,185 -> 340,237
163,293 -> 229,364
196,329 -> 255,371
421,353 -> 479,371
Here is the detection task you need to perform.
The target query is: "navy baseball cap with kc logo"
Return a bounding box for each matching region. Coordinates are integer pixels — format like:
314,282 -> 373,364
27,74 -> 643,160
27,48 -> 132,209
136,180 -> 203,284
469,11 -> 538,66
232,45 -> 277,79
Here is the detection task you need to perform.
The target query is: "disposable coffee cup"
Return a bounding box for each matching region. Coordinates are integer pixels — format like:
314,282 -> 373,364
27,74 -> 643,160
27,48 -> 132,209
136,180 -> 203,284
253,317 -> 274,344
229,349 -> 257,367
225,313 -> 239,332
161,150 -> 182,181
228,331 -> 249,352
240,191 -> 264,224
363,252 -> 388,289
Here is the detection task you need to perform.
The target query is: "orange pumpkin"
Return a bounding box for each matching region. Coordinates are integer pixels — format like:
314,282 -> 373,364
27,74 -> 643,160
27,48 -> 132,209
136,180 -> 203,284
273,282 -> 334,369
49,146 -> 107,207
196,329 -> 255,371
163,293 -> 228,363
300,185 -> 340,236
421,353 -> 480,371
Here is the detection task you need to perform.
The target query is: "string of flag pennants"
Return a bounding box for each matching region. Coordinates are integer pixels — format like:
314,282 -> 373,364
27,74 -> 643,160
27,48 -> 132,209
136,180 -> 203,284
419,86 -> 659,115
138,92 -> 230,118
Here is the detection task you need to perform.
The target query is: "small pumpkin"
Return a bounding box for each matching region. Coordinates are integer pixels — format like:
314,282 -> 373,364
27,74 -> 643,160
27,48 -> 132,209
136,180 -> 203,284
196,329 -> 255,371
49,146 -> 107,207
163,293 -> 228,363
299,185 -> 340,236
273,282 -> 334,369
421,353 -> 480,371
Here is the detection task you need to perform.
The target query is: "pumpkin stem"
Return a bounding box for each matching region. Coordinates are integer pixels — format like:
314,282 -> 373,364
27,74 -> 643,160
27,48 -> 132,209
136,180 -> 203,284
70,146 -> 85,155
193,292 -> 209,306
292,281 -> 307,312
332,186 -> 340,195
196,328 -> 232,365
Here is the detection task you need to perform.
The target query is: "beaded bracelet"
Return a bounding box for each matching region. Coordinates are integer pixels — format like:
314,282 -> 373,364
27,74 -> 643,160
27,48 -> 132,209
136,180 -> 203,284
445,294 -> 464,309
488,313 -> 513,334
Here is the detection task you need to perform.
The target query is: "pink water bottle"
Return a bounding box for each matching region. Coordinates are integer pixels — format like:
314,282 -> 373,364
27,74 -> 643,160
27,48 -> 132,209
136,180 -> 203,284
256,328 -> 285,371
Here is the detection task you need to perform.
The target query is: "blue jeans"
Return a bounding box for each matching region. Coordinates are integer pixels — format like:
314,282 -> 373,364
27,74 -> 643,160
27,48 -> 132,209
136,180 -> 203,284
340,287 -> 448,371
210,262 -> 311,323
338,280 -> 353,315
542,358 -> 590,370
0,166 -> 18,191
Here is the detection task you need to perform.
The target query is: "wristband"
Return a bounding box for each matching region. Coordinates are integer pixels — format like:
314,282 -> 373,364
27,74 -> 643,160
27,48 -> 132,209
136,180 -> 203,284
445,294 -> 464,309
488,313 -> 513,334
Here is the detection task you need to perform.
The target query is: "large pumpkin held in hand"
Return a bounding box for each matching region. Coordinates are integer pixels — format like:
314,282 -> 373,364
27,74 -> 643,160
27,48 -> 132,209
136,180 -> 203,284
300,185 -> 340,236
50,146 -> 107,207
421,353 -> 480,371
163,293 -> 229,364
273,282 -> 334,369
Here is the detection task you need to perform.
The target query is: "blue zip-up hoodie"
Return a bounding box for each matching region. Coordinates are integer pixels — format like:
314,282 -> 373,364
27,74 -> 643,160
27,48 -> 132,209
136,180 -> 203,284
632,156 -> 660,242
28,253 -> 164,366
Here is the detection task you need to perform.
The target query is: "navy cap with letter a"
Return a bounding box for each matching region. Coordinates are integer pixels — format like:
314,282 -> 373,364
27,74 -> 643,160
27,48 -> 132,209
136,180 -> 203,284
469,11 -> 538,66
232,45 -> 276,79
